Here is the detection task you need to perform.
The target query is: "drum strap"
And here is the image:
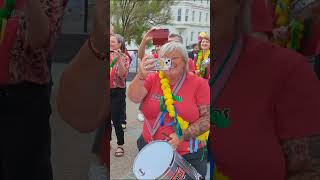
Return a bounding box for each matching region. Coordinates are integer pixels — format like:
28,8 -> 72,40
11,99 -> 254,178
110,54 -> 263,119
143,72 -> 187,141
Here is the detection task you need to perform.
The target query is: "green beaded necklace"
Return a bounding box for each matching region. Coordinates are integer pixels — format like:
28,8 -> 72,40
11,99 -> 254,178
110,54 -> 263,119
110,56 -> 117,74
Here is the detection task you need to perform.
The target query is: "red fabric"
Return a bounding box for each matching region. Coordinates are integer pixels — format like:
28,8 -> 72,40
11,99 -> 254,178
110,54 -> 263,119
110,53 -> 130,88
0,18 -> 18,85
141,73 -> 210,155
211,36 -> 320,179
0,0 -> 67,84
251,0 -> 274,33
301,17 -> 320,56
0,0 -> 23,85
188,58 -> 195,72
125,49 -> 132,63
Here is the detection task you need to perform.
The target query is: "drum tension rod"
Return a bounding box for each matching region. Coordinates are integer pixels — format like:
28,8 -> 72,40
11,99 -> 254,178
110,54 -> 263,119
139,169 -> 145,176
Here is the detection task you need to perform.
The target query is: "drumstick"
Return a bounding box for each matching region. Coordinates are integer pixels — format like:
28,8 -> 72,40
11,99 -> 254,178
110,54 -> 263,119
162,132 -> 172,141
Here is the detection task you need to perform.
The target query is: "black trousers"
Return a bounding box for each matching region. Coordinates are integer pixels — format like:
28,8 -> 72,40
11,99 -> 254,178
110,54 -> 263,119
120,87 -> 127,125
0,82 -> 52,180
137,135 -> 208,179
110,88 -> 126,145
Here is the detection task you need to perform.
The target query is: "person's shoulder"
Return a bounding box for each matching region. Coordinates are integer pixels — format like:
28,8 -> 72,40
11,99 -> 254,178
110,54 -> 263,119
245,35 -> 309,69
186,73 -> 209,87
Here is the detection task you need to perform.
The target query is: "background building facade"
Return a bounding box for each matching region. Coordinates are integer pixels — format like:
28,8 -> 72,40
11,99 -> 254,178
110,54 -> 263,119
166,0 -> 210,49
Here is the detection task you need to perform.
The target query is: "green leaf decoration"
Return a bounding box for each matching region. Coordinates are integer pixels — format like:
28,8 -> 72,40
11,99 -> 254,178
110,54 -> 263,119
211,106 -> 231,128
172,95 -> 182,102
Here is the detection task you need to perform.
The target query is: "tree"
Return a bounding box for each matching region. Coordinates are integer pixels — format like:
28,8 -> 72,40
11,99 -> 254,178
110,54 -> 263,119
111,0 -> 175,46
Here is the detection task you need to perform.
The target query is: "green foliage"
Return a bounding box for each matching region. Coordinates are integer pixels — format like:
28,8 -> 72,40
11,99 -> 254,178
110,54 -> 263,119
111,0 -> 175,46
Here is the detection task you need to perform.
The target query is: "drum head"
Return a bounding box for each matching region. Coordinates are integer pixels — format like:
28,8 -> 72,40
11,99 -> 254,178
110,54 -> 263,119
133,141 -> 174,179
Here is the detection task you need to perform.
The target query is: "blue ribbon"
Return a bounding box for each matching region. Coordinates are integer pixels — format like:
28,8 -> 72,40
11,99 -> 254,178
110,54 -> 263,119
160,110 -> 167,126
174,106 -> 178,119
166,121 -> 174,127
189,139 -> 193,153
194,139 -> 199,152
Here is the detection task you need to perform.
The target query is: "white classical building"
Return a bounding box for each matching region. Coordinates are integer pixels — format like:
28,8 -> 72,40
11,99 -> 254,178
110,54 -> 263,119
165,0 -> 210,49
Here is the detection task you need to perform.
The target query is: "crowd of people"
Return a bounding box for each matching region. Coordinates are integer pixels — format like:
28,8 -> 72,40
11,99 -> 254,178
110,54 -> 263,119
2,0 -> 320,179
106,24 -> 211,179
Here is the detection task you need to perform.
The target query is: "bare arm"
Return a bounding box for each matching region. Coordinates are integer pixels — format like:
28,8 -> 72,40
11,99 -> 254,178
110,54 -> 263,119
281,136 -> 320,180
182,105 -> 210,141
127,74 -> 148,103
138,40 -> 148,60
25,0 -> 50,48
138,29 -> 154,60
56,0 -> 107,133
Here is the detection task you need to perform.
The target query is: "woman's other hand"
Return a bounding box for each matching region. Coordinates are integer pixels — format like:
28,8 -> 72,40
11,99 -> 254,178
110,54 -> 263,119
167,133 -> 184,149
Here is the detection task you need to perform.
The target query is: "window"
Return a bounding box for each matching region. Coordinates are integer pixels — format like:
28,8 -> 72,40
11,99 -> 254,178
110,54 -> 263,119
207,0 -> 209,4
206,13 -> 208,22
192,11 -> 195,21
185,9 -> 189,22
201,0 -> 203,3
191,32 -> 194,41
199,12 -> 202,22
177,9 -> 181,21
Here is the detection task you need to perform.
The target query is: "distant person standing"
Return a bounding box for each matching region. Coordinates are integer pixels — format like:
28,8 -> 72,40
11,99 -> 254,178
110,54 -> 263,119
109,34 -> 130,157
195,33 -> 210,79
188,43 -> 199,60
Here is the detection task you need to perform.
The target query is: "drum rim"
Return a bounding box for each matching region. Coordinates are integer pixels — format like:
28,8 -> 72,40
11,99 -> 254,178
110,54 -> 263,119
133,140 -> 174,179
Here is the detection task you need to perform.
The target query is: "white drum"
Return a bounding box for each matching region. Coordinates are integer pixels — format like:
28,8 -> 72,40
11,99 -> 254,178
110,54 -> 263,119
133,141 -> 202,180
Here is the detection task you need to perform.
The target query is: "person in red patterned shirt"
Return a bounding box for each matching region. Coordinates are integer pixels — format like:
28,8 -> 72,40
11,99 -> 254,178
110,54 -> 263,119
0,0 -> 68,180
110,33 -> 130,157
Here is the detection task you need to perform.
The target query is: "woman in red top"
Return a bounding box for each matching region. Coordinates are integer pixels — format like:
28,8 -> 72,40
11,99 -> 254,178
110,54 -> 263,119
195,33 -> 211,79
0,0 -> 68,179
128,42 -> 210,178
110,33 -> 130,157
